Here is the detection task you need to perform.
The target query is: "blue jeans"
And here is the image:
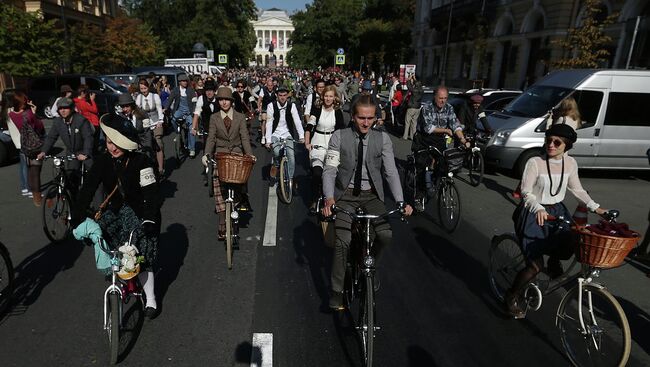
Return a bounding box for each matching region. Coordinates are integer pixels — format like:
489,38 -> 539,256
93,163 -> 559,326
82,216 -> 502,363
18,152 -> 29,191
271,136 -> 295,178
173,108 -> 195,151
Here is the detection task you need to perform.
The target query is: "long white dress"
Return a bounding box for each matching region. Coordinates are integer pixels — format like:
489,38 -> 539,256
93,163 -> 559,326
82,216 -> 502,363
308,108 -> 337,168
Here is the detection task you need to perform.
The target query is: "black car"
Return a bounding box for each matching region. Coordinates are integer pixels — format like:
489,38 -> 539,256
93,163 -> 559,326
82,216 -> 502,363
28,74 -> 125,118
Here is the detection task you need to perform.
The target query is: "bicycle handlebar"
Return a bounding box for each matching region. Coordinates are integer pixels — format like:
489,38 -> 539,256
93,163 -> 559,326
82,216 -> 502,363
41,154 -> 78,161
330,204 -> 405,221
546,209 -> 620,225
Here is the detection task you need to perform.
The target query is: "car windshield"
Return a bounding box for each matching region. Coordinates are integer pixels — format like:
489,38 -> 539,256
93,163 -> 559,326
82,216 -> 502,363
502,85 -> 571,117
100,77 -> 128,93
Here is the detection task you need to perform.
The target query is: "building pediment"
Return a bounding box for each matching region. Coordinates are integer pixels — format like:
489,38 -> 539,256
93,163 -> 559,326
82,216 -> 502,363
253,17 -> 293,28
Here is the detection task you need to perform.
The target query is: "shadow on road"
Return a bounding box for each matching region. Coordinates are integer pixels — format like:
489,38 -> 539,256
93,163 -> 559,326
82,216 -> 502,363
235,341 -> 262,365
481,175 -> 518,206
617,296 -> 650,357
407,345 -> 439,366
155,223 -> 189,308
117,299 -> 145,364
292,219 -> 333,312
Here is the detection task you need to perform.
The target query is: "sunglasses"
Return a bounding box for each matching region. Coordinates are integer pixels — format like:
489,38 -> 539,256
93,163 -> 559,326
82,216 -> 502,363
237,85 -> 244,88
545,137 -> 565,147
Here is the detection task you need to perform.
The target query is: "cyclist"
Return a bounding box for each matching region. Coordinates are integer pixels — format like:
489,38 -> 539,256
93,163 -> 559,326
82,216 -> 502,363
72,116 -> 162,320
164,74 -> 197,158
135,80 -> 165,176
321,95 -> 413,310
257,77 -> 276,145
265,86 -> 304,186
462,94 -> 493,135
506,124 -> 608,319
303,79 -> 325,124
202,87 -> 256,240
48,85 -> 73,119
192,78 -> 219,140
117,94 -> 155,163
304,85 -> 346,209
410,86 -> 471,210
232,79 -> 255,137
37,97 -> 94,195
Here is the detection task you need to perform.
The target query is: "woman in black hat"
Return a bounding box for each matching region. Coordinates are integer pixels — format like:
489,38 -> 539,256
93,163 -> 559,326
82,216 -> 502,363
505,124 -> 608,318
72,117 -> 162,319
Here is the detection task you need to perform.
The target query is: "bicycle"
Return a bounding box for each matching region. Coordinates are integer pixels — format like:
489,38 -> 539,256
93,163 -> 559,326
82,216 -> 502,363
461,132 -> 487,187
403,145 -> 462,233
173,114 -> 190,162
488,210 -> 633,367
330,204 -> 406,367
41,155 -> 83,243
271,138 -> 295,204
207,157 -> 241,270
0,238 -> 14,315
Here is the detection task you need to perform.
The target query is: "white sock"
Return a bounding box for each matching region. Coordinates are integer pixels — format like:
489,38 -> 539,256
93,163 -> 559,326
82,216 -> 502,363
138,271 -> 157,309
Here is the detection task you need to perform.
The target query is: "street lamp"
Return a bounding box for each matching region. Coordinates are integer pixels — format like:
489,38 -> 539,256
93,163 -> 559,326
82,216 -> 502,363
441,0 -> 454,86
192,42 -> 207,59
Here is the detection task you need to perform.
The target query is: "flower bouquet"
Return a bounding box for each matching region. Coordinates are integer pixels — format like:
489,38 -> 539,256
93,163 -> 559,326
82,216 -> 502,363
117,243 -> 145,280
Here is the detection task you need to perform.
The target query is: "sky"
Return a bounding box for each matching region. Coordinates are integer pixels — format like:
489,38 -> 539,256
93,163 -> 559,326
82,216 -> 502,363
254,0 -> 311,14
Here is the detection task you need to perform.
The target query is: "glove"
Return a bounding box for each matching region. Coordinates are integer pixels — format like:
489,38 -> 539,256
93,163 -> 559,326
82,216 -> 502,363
142,221 -> 157,237
201,154 -> 209,166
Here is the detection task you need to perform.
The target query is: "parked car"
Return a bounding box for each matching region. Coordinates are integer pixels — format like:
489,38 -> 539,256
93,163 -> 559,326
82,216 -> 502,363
133,67 -> 189,89
483,69 -> 650,174
101,74 -> 137,88
28,74 -> 124,118
0,88 -> 18,166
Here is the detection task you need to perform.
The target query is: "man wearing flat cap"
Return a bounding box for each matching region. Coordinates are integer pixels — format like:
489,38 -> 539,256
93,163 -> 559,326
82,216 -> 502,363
165,74 -> 197,157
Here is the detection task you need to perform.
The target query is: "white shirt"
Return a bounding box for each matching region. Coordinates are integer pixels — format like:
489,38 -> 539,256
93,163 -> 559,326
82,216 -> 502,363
193,95 -> 218,115
180,86 -> 187,97
135,93 -> 163,122
266,101 -> 304,140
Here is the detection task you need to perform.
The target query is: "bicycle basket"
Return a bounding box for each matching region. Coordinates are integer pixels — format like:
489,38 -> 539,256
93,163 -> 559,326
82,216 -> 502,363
573,226 -> 640,268
443,148 -> 464,173
216,152 -> 255,184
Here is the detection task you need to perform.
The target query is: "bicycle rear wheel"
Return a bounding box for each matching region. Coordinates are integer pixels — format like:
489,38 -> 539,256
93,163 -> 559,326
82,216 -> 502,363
107,291 -> 120,365
556,283 -> 631,367
278,157 -> 293,204
359,274 -> 375,367
488,233 -> 524,303
208,165 -> 214,197
42,187 -> 72,243
0,242 -> 14,315
467,151 -> 484,187
437,179 -> 461,233
225,201 -> 233,270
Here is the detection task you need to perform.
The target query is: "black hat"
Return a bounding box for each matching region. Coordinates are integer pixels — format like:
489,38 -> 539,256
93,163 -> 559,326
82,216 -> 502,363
546,123 -> 577,150
117,93 -> 135,106
204,79 -> 217,91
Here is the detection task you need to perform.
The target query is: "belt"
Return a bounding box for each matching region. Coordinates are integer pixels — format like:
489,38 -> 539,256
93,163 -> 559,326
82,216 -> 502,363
315,129 -> 334,135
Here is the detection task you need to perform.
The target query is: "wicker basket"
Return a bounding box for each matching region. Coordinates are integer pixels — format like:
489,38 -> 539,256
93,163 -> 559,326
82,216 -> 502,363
216,152 -> 255,184
118,264 -> 140,280
573,226 -> 640,269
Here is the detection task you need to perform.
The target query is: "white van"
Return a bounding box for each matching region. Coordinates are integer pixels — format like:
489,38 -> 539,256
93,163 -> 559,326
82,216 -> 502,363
484,69 -> 650,174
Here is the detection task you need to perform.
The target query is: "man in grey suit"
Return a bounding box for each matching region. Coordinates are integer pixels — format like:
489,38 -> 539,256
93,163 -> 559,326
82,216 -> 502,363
322,95 -> 413,310
37,97 -> 94,193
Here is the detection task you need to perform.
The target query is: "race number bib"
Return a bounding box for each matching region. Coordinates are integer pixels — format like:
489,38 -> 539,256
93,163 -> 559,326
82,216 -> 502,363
140,167 -> 156,187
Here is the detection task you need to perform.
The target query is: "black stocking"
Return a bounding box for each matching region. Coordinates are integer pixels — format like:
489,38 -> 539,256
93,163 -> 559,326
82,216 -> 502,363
311,166 -> 323,202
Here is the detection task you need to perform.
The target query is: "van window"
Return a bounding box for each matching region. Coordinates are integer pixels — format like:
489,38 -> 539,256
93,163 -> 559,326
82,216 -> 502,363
30,78 -> 56,91
58,76 -> 81,91
503,85 -> 571,118
604,92 -> 650,127
573,90 -> 603,129
85,77 -> 104,91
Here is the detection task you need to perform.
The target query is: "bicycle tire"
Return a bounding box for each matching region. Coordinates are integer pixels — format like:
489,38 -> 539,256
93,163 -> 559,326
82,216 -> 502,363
174,135 -> 181,162
488,233 -> 525,303
359,274 -> 374,367
226,202 -> 233,270
107,291 -> 120,365
278,157 -> 293,204
208,165 -> 214,197
42,187 -> 72,243
0,242 -> 14,315
437,179 -> 461,233
468,151 -> 484,187
556,283 -> 631,367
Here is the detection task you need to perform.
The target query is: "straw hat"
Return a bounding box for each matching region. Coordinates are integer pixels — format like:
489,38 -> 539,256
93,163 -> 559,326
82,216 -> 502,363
100,114 -> 139,151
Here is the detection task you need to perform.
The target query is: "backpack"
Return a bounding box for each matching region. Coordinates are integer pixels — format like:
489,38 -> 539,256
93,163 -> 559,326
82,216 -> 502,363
19,112 -> 43,159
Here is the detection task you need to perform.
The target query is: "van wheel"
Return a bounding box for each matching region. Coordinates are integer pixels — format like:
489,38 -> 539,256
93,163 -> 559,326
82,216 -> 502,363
515,149 -> 543,177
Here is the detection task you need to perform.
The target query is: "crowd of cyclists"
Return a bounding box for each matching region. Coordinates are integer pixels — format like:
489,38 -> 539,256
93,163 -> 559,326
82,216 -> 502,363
0,65 -> 615,323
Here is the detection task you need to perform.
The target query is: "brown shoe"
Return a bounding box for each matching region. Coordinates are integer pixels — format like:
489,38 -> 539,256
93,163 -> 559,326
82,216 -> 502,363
270,165 -> 278,178
33,191 -> 42,207
505,291 -> 526,319
218,230 -> 226,241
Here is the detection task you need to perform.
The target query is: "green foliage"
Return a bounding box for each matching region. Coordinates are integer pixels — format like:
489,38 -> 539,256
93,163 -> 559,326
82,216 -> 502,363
552,0 -> 618,69
67,23 -> 106,73
0,4 -> 65,76
103,15 -> 165,71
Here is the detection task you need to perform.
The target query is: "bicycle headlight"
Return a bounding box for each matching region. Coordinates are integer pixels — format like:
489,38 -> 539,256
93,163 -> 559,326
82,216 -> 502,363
230,210 -> 239,220
492,129 -> 514,146
363,256 -> 375,268
447,172 -> 454,178
53,157 -> 62,167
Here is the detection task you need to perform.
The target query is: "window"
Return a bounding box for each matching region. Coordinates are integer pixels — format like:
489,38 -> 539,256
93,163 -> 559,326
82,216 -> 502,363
573,90 -> 603,128
85,77 -> 104,92
485,97 -> 515,113
604,92 -> 650,127
504,85 -> 571,118
57,76 -> 81,91
30,77 -> 56,91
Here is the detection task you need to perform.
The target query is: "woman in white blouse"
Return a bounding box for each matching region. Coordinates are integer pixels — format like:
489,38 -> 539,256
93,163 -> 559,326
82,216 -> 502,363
506,124 -> 608,318
304,85 -> 346,209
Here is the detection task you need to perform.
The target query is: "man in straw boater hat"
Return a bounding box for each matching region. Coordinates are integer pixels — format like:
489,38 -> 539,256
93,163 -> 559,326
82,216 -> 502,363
72,115 -> 162,320
203,86 -> 256,240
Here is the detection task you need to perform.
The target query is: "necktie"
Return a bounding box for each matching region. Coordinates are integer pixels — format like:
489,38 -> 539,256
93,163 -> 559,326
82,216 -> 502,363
223,115 -> 232,132
353,134 -> 365,196
144,96 -> 150,111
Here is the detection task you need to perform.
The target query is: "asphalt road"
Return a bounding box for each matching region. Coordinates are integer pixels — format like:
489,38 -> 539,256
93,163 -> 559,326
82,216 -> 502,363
0,117 -> 649,366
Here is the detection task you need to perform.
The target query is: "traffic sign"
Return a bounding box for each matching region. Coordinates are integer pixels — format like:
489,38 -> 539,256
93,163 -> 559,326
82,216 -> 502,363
206,50 -> 214,62
337,48 -> 344,55
335,55 -> 345,65
218,54 -> 228,64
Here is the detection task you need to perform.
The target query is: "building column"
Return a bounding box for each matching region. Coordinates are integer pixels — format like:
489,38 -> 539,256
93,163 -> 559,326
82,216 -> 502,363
262,29 -> 266,51
283,30 -> 287,49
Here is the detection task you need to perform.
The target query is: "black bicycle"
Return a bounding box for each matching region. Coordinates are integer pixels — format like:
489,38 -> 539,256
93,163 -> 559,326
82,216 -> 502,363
0,238 -> 14,315
403,145 -> 462,232
41,155 -> 84,243
173,114 -> 190,162
331,204 -> 405,367
462,132 -> 488,187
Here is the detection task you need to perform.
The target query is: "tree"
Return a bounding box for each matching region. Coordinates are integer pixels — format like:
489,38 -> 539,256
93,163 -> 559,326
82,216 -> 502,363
103,15 -> 165,71
0,3 -> 65,76
67,23 -> 106,73
552,0 -> 618,69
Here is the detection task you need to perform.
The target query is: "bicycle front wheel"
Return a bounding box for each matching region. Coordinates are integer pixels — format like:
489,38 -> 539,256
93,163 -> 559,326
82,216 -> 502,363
0,242 -> 14,315
42,188 -> 72,243
278,157 -> 293,204
467,151 -> 484,187
556,283 -> 631,367
437,179 -> 461,233
359,274 -> 375,367
107,291 -> 120,365
488,233 -> 524,303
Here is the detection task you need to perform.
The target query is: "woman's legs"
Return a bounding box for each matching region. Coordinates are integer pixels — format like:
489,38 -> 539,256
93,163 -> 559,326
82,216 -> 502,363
311,165 -> 323,205
18,152 -> 29,192
27,160 -> 42,206
506,258 -> 543,317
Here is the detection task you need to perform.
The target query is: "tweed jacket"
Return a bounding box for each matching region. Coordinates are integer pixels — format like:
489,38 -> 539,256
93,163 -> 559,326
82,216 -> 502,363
205,110 -> 253,156
41,113 -> 94,157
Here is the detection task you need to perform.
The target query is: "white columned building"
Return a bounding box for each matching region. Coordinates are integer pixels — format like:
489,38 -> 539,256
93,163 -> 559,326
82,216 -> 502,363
251,8 -> 294,67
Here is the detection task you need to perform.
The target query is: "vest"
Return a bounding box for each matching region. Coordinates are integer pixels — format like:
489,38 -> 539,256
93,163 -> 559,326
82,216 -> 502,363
272,101 -> 298,139
334,128 -> 385,201
311,108 -> 346,132
261,86 -> 275,108
200,95 -> 219,128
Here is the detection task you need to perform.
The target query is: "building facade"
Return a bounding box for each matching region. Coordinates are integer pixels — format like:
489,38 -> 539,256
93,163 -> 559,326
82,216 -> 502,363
12,0 -> 119,26
412,0 -> 650,89
251,8 -> 294,67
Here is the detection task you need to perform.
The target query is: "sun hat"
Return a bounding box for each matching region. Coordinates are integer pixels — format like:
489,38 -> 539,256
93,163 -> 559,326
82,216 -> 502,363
117,93 -> 135,106
215,87 -> 234,101
56,97 -> 75,109
100,114 -> 139,151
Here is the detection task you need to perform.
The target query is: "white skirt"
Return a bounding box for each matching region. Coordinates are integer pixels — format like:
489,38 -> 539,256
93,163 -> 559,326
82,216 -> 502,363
309,132 -> 333,168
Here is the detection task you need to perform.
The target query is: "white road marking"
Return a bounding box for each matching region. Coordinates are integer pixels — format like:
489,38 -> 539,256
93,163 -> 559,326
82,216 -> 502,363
263,182 -> 278,246
251,333 -> 273,367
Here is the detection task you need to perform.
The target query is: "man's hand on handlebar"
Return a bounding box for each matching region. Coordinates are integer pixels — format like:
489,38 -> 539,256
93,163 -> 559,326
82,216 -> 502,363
322,197 -> 336,218
398,202 -> 414,217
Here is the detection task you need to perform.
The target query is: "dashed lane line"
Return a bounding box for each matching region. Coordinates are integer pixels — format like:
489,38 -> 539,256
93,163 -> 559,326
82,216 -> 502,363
251,333 -> 273,367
